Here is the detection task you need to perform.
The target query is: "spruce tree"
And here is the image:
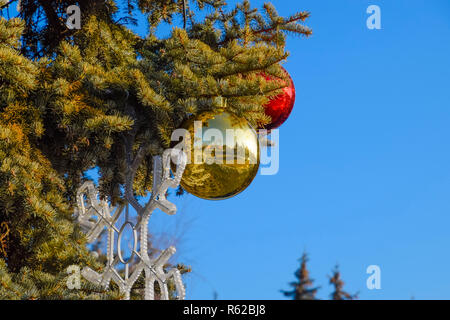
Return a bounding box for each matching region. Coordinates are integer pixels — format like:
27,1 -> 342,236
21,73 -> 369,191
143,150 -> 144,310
329,265 -> 358,300
0,17 -> 120,299
282,252 -> 319,300
0,0 -> 311,299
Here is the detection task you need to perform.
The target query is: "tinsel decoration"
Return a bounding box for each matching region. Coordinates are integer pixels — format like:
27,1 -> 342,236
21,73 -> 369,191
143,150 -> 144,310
74,149 -> 187,300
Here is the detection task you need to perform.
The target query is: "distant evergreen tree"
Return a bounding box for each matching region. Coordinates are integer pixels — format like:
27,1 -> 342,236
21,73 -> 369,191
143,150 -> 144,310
329,265 -> 358,300
282,252 -> 320,300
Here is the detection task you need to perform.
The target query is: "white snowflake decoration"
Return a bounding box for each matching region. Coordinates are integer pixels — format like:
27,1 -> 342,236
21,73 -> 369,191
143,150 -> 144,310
74,149 -> 187,300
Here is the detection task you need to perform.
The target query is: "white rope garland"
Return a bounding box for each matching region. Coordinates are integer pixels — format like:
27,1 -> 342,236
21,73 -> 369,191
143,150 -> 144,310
74,149 -> 187,300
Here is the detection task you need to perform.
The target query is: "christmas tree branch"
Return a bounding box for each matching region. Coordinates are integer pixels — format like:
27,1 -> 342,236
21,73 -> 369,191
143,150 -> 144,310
252,13 -> 312,36
124,143 -> 147,212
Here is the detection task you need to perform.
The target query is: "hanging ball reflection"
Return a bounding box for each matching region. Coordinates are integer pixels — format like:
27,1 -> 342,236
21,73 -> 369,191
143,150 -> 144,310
172,112 -> 260,200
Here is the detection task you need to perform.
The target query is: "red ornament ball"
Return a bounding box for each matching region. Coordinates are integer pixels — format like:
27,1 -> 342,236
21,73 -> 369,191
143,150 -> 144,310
260,68 -> 296,130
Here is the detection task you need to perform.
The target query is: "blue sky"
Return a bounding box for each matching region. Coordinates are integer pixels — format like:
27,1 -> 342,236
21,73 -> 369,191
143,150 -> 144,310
6,0 -> 450,299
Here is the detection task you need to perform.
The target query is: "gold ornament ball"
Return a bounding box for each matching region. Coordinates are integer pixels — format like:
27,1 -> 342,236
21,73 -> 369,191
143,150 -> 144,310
173,112 -> 260,200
